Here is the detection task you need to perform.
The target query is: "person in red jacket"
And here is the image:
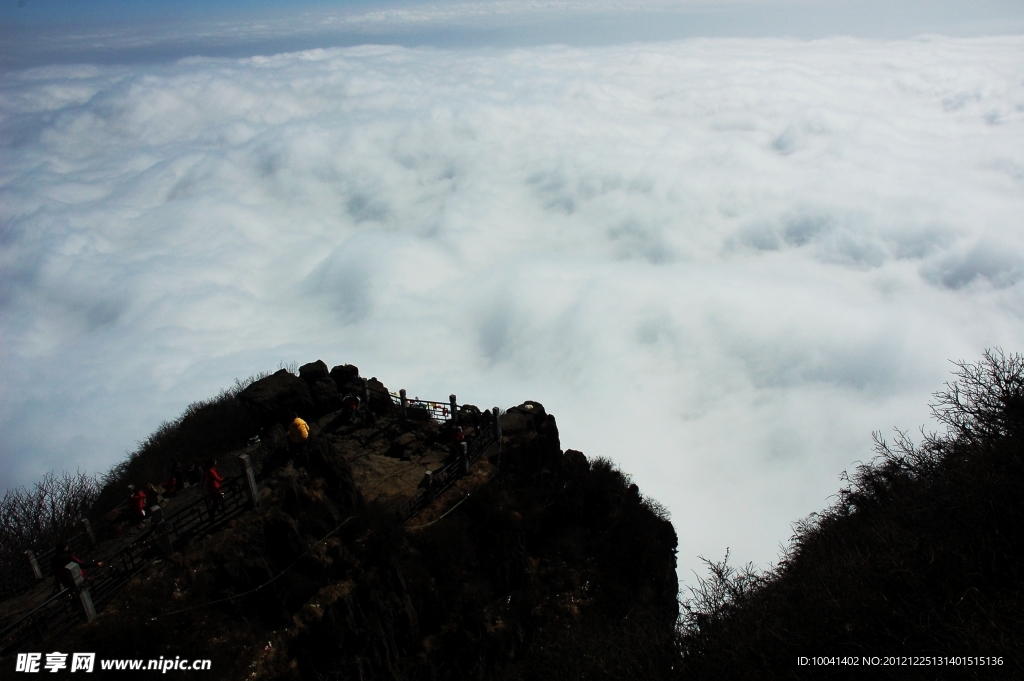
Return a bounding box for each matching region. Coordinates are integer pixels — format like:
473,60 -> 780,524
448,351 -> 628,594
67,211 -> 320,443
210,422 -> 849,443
449,426 -> 466,461
161,475 -> 178,497
161,462 -> 182,497
202,459 -> 226,523
51,540 -> 104,591
128,485 -> 147,521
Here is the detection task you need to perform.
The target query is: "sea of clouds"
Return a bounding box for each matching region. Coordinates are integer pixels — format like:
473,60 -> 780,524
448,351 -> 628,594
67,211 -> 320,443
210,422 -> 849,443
2,35 -> 1023,583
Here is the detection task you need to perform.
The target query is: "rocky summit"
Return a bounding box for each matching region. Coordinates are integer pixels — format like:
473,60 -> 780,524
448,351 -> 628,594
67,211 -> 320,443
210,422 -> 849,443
29,362 -> 679,680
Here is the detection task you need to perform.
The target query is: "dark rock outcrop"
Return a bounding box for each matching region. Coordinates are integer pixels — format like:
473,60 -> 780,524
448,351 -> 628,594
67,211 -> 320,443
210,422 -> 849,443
398,403 -> 679,679
365,376 -> 394,412
330,364 -> 361,392
299,360 -> 331,384
300,360 -> 344,415
237,369 -> 314,427
238,363 -> 347,425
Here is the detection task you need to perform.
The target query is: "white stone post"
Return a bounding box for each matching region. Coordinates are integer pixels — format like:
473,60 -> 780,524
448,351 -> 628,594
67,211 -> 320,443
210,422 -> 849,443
80,518 -> 97,547
424,470 -> 435,502
25,550 -> 42,580
237,453 -> 259,507
64,563 -> 97,622
150,506 -> 174,557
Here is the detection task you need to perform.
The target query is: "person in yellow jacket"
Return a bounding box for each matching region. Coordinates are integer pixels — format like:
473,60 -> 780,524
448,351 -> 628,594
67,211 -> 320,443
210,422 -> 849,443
288,413 -> 310,444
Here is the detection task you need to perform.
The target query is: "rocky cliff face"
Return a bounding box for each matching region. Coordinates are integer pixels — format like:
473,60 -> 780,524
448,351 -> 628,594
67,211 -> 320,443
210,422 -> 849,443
62,364 -> 679,680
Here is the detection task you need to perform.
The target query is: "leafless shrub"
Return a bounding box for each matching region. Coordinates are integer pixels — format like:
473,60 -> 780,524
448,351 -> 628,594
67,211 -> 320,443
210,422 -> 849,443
679,549 -> 763,637
931,347 -> 1024,445
0,471 -> 99,552
642,496 -> 672,521
0,471 -> 100,592
276,360 -> 299,376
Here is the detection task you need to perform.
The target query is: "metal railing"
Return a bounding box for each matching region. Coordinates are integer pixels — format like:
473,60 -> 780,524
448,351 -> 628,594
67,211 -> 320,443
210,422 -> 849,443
365,386 -> 459,424
0,588 -> 79,658
403,397 -> 453,422
0,475 -> 253,659
1,500 -> 128,602
397,418 -> 498,522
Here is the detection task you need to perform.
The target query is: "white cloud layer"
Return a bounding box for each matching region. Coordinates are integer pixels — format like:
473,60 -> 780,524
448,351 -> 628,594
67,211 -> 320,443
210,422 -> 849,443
2,36 -> 1024,585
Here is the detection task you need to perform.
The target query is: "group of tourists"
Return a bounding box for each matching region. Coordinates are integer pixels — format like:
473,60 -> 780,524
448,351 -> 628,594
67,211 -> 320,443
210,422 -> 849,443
58,400 -> 377,594
52,458 -> 228,593
121,458 -> 227,525
124,461 -> 200,521
48,398 -> 470,599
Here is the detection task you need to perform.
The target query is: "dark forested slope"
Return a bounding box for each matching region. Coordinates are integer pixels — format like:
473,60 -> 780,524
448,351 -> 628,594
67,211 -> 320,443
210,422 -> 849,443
677,350 -> 1024,680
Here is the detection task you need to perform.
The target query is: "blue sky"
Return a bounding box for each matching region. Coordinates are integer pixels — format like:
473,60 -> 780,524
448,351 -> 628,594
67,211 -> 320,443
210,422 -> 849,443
4,0 -> 368,24
2,0 -> 1024,585
4,0 -> 1021,28
3,0 -> 1024,69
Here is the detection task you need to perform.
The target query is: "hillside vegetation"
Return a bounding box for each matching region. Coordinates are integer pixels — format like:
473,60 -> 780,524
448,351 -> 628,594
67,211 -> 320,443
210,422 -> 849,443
677,349 -> 1024,679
